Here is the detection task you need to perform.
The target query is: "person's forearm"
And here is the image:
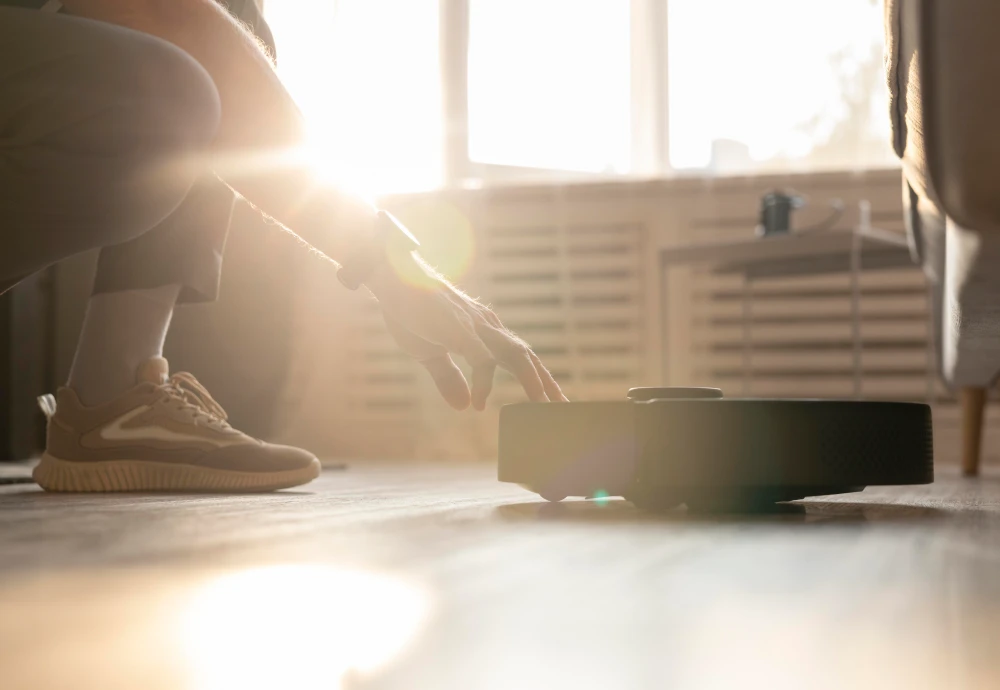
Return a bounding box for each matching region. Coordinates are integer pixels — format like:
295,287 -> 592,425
60,0 -> 375,263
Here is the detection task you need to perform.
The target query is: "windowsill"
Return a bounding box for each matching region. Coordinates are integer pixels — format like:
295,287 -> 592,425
382,165 -> 904,204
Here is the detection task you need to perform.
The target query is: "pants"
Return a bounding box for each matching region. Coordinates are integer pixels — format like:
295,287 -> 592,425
0,4 -> 269,304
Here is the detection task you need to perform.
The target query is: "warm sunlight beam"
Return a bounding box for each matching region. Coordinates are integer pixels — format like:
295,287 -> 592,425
468,0 -> 631,173
178,564 -> 428,690
265,0 -> 443,196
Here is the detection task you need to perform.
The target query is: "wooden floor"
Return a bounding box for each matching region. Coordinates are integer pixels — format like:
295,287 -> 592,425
2,462 -> 1000,690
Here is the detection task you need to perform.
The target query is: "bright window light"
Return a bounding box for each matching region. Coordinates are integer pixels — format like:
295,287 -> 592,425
467,0 -> 632,173
266,0 -> 896,186
265,0 -> 443,195
668,0 -> 895,174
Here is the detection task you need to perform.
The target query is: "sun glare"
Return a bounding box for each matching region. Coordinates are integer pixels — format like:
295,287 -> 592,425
265,0 -> 444,197
394,199 -> 476,284
178,564 -> 428,690
264,0 -> 891,187
668,0 -> 892,170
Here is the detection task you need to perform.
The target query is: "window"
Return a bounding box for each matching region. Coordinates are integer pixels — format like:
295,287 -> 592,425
266,0 -> 896,193
668,0 -> 895,174
468,0 -> 631,174
265,0 -> 443,195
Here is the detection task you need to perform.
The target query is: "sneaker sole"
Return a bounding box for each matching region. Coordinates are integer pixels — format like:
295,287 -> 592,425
32,453 -> 321,493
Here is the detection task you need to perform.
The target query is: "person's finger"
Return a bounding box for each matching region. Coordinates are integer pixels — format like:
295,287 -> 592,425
481,308 -> 561,402
414,293 -> 496,366
528,349 -> 569,402
475,322 -> 546,403
502,344 -> 547,402
421,354 -> 472,410
429,322 -> 496,409
470,360 -> 497,411
473,322 -> 543,402
433,311 -> 499,410
384,314 -> 473,409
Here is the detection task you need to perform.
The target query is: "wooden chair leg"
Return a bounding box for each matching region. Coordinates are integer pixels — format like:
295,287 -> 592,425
961,387 -> 987,477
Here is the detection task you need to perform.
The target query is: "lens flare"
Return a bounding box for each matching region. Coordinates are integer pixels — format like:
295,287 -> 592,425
389,199 -> 476,288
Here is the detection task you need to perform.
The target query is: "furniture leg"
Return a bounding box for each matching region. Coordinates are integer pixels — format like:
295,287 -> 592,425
961,386 -> 987,476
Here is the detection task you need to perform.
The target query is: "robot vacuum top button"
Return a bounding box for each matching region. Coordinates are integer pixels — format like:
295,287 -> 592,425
626,387 -> 724,401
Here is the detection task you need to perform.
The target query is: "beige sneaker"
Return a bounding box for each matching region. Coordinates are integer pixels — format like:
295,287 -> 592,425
33,357 -> 320,492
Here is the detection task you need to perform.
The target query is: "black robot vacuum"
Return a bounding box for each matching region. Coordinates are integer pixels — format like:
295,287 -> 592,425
498,387 -> 933,512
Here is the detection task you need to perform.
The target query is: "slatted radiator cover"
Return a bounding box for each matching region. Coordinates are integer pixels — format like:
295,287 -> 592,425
689,269 -> 933,400
274,169 -> 982,464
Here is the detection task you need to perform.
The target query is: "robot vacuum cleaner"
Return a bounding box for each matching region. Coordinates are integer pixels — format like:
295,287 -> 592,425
498,387 -> 933,512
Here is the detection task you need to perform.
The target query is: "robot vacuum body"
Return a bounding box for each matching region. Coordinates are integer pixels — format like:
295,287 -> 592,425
498,388 -> 933,511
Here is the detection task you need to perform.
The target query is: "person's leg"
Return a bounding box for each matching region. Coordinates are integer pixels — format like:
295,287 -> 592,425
0,6 -> 222,406
0,8 -> 316,491
0,7 -> 318,491
67,284 -> 182,406
0,7 -> 221,287
68,174 -> 236,405
67,0 -> 272,407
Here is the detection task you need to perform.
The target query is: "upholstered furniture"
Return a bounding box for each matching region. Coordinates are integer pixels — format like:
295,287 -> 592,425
886,0 -> 1000,474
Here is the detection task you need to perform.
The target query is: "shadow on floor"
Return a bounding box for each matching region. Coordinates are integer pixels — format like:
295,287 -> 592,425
495,497 -> 948,526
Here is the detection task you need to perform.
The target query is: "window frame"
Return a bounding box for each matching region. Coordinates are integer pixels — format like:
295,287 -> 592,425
440,0 -> 673,187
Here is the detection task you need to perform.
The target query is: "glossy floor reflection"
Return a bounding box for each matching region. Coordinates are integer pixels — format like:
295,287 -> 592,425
180,565 -> 427,690
2,463 -> 999,690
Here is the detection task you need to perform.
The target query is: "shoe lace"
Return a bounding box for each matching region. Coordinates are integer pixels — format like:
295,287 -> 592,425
162,372 -> 230,428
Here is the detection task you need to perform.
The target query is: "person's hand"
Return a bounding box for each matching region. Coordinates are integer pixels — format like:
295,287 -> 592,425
364,252 -> 568,411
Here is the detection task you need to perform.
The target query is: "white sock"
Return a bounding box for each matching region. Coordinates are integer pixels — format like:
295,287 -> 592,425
67,284 -> 182,406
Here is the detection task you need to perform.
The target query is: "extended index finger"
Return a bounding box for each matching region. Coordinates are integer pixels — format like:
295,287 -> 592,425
478,326 -> 546,403
529,349 -> 569,402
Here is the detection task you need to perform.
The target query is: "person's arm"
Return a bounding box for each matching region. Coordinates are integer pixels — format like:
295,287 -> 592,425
60,0 -> 566,409
60,0 -> 372,264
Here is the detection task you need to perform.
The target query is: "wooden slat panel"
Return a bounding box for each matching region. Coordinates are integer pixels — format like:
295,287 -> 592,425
696,296 -> 928,318
697,351 -> 929,370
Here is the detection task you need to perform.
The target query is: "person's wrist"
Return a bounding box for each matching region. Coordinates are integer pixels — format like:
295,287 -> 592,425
337,210 -> 421,291
363,249 -> 439,302
362,250 -> 404,300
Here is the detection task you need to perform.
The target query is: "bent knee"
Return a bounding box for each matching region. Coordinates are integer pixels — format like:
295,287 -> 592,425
89,33 -> 222,234
116,33 -> 222,152
37,24 -> 222,155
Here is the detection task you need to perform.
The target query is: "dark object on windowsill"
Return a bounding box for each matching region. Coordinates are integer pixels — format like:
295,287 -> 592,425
755,191 -> 846,238
756,190 -> 804,237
